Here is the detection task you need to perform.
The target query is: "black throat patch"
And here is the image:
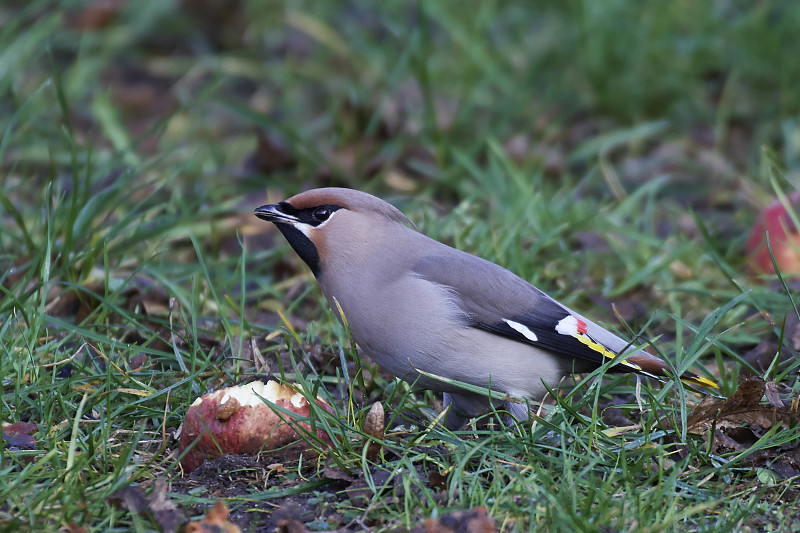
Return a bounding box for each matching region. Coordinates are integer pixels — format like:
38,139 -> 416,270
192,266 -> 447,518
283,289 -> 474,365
275,224 -> 321,276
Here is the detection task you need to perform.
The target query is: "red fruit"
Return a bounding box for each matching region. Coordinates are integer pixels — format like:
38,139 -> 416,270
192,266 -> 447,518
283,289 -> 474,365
747,193 -> 800,275
179,381 -> 333,473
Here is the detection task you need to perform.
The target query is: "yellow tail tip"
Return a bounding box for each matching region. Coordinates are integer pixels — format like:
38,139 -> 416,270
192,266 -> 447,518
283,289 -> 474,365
680,374 -> 719,389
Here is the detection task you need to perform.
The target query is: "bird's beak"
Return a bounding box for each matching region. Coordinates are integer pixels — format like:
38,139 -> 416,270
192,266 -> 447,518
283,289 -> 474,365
254,203 -> 299,224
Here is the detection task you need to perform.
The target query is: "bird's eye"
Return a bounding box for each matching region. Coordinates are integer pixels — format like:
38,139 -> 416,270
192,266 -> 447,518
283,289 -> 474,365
312,207 -> 331,221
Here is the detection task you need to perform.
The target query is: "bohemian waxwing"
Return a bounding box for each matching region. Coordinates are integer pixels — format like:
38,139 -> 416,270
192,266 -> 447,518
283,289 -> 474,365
255,187 -> 718,429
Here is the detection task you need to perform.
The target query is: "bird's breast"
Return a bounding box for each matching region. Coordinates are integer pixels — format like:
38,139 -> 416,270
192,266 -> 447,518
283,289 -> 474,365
321,273 -> 468,375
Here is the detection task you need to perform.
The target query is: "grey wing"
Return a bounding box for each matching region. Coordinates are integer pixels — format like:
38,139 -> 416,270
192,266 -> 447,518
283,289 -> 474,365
411,252 -> 649,373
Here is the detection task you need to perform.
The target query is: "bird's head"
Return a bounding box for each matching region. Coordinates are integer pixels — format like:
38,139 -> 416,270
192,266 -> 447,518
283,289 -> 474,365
255,187 -> 412,275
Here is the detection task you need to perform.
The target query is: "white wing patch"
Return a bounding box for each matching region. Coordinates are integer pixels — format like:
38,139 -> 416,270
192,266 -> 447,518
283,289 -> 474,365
556,315 -> 580,336
503,319 -> 538,342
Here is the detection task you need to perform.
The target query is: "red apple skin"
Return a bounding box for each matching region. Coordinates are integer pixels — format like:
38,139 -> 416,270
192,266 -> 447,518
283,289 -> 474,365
747,193 -> 800,275
179,382 -> 334,473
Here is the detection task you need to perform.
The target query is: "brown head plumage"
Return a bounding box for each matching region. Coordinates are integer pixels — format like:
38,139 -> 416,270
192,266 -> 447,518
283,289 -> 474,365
287,188 -> 412,226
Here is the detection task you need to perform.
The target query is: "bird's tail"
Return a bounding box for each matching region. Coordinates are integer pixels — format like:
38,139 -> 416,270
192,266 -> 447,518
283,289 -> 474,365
678,372 -> 719,389
626,351 -> 719,389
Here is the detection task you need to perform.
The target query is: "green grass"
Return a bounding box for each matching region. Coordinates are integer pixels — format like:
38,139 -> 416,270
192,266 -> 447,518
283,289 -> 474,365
2,1 -> 800,531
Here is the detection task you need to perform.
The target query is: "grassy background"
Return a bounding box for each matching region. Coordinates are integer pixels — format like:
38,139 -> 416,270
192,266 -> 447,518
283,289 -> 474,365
2,1 -> 799,531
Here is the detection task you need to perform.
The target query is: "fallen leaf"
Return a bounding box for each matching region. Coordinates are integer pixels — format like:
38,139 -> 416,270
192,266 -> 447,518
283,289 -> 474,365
427,470 -> 448,491
323,462 -> 354,482
107,478 -> 184,533
765,381 -> 785,408
276,518 -> 309,533
364,401 -> 385,462
185,500 -> 241,533
727,378 -> 765,408
128,352 -> 148,370
149,478 -> 182,533
107,485 -> 149,514
1,421 -> 38,449
682,379 -> 800,469
768,455 -> 800,478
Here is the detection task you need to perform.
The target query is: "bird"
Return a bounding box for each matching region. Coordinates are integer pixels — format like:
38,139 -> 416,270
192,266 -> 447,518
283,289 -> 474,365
254,187 -> 718,429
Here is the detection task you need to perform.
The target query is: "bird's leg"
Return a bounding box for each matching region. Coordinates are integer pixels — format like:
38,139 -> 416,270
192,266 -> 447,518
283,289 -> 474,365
442,394 -> 469,430
503,400 -> 530,425
442,391 -> 494,431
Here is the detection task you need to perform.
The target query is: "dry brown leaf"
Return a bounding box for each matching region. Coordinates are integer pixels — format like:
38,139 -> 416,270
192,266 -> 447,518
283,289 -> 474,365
107,478 -> 184,532
685,378 -> 799,457
185,500 -> 241,533
764,381 -> 785,408
128,352 -> 148,370
323,461 -> 354,481
728,378 -> 765,408
427,470 -> 448,491
106,485 -> 149,515
149,478 -> 182,533
276,518 -> 310,533
364,401 -> 385,462
1,421 -> 38,449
